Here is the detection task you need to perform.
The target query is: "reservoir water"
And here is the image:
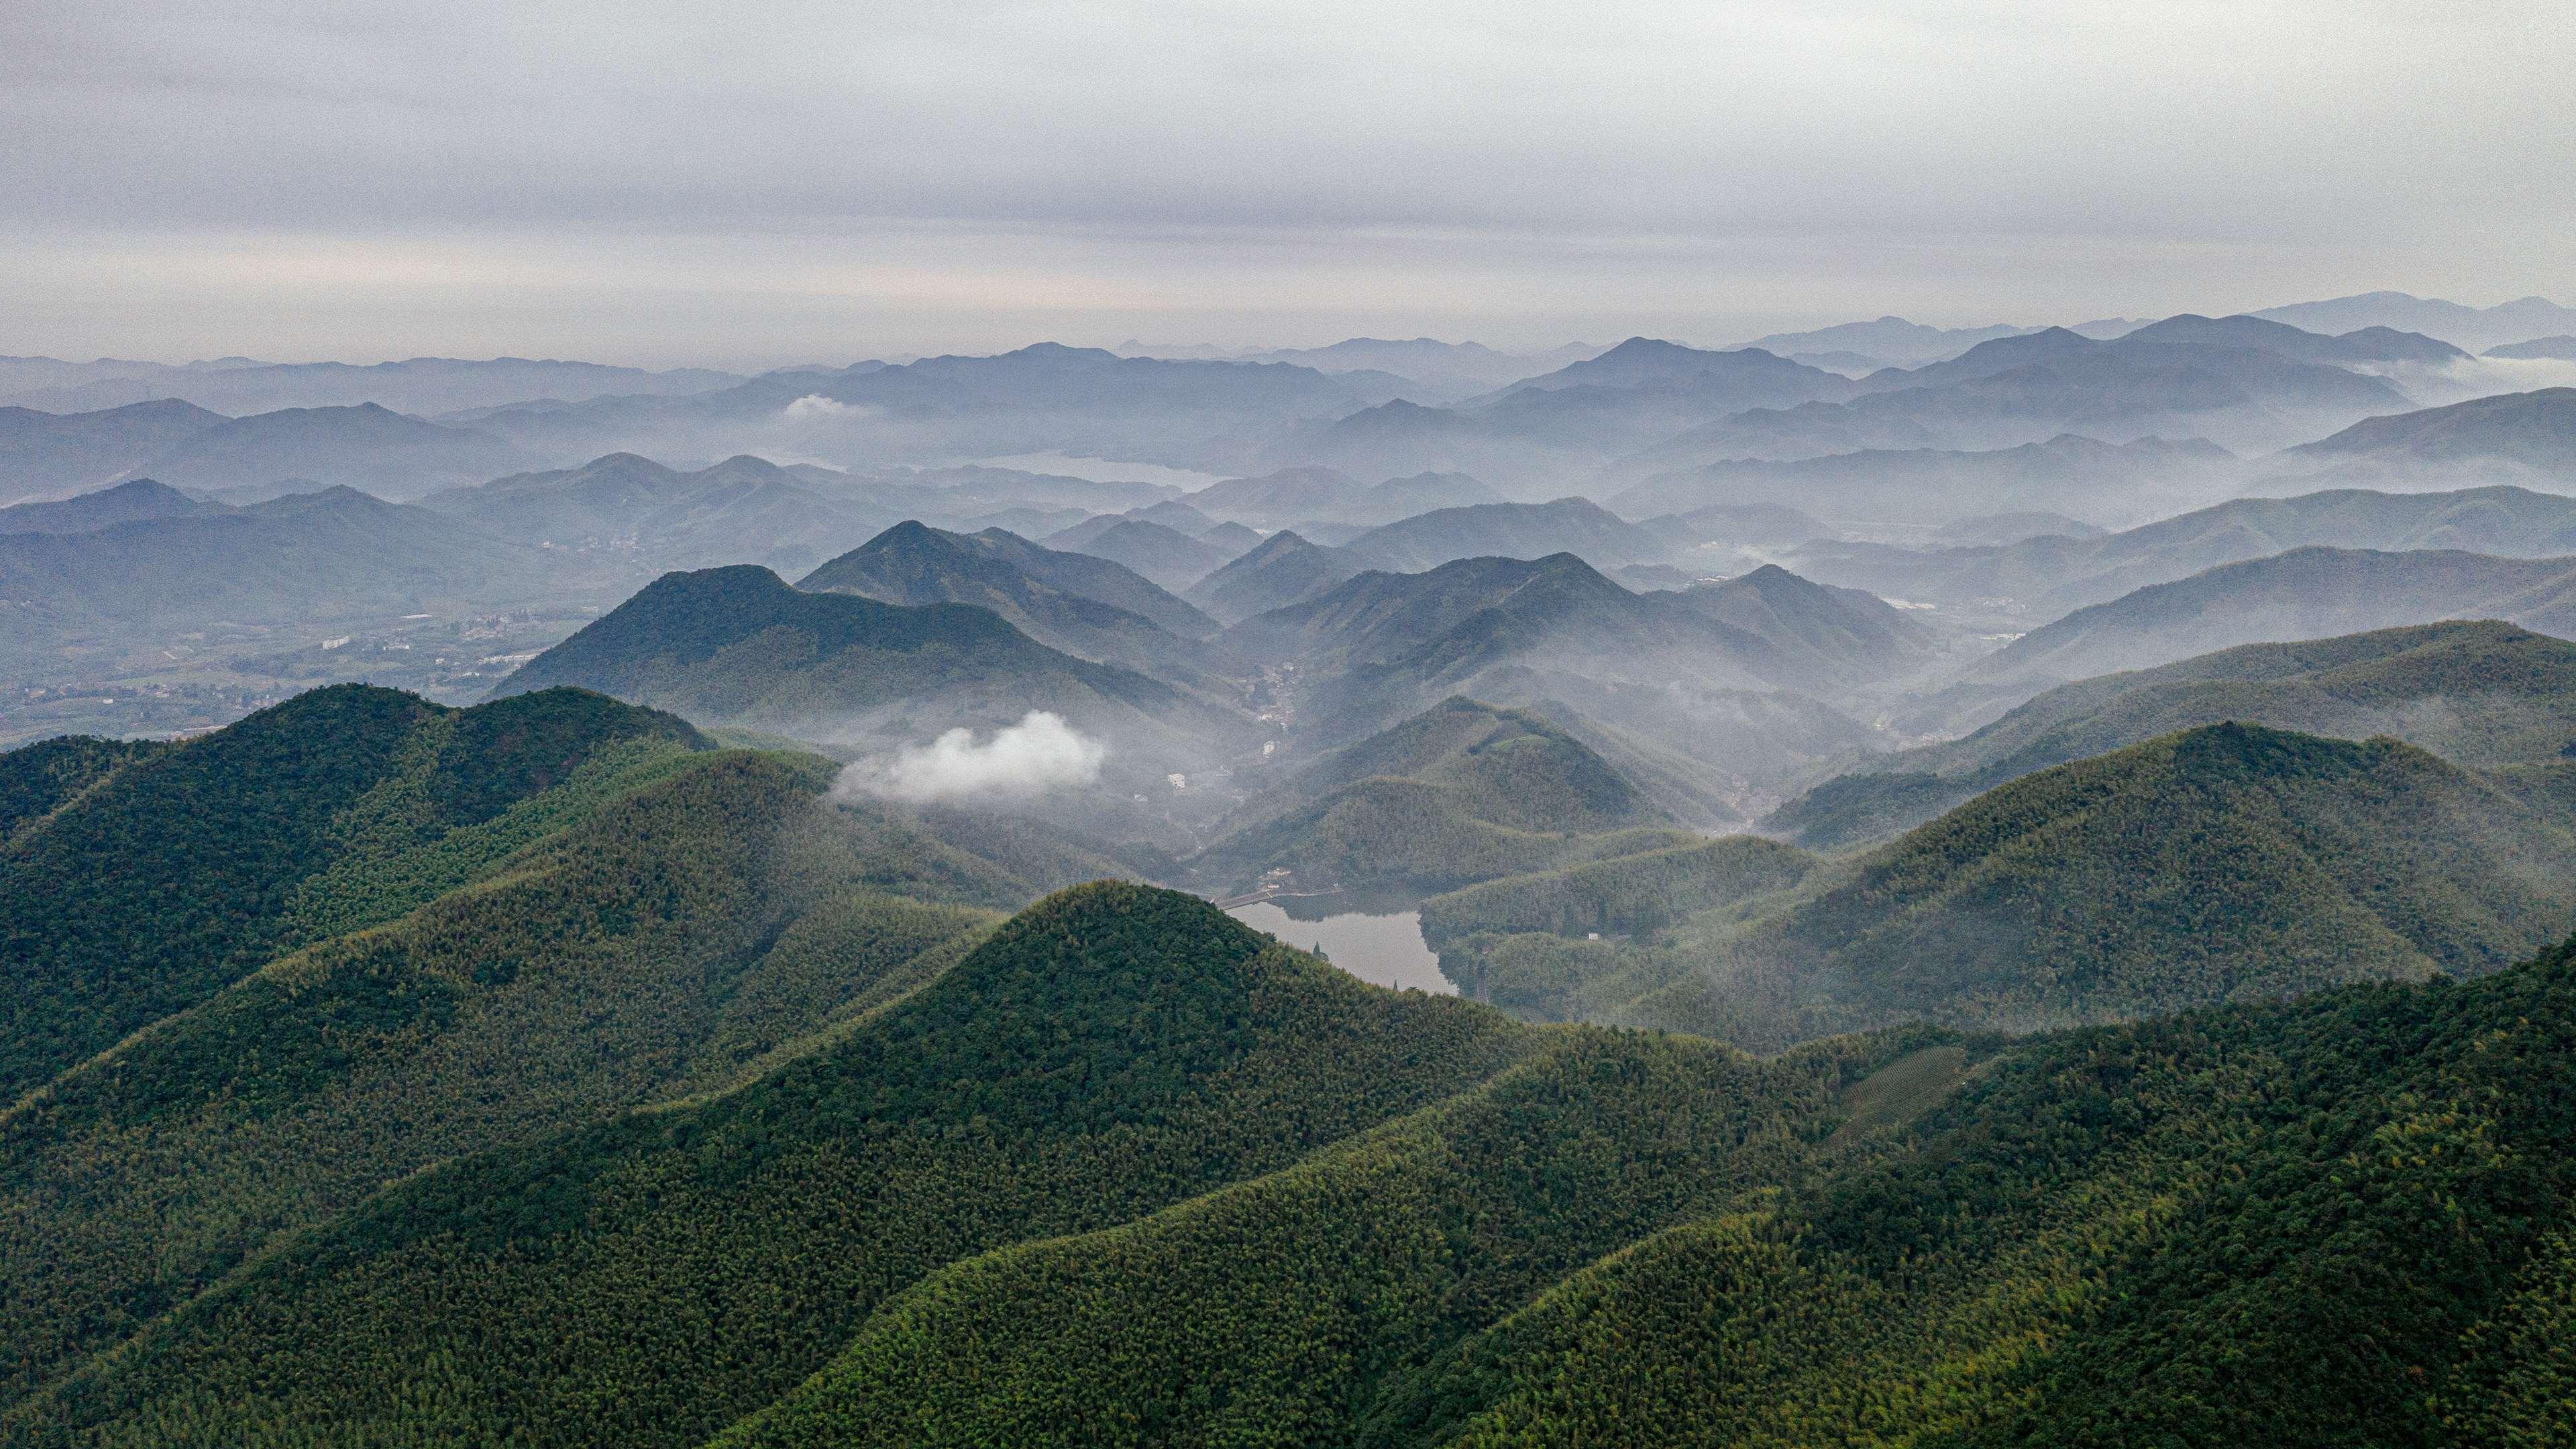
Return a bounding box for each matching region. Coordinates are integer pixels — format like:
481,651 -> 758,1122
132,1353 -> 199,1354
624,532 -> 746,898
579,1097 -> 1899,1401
1224,897 -> 1456,995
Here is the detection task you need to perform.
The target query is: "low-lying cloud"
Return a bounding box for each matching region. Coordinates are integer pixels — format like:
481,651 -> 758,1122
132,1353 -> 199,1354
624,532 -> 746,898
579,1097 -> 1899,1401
782,393 -> 854,420
842,710 -> 1107,803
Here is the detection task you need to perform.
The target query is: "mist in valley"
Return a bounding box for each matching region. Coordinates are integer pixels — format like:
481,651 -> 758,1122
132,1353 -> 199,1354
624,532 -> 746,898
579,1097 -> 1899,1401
9,5 -> 2576,1442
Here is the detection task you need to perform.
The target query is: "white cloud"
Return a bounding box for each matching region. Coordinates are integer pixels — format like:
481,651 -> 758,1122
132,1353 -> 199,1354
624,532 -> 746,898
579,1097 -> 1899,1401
841,710 -> 1107,804
782,393 -> 853,420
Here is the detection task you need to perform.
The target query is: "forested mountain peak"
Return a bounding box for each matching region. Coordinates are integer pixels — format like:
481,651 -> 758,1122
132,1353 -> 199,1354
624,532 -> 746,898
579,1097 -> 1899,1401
0,683 -> 707,1102
1770,618 -> 2576,849
0,477 -> 215,535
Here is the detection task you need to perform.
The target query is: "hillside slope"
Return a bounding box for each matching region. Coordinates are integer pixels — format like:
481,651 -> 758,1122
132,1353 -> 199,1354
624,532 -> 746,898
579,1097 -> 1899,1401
11,885 -> 1532,1448
1180,529 -> 1366,624
797,521 -> 1227,681
702,933 -> 2576,1449
1644,722 -> 2576,1047
1772,620 -> 2576,847
1193,698 -> 1687,892
1944,545 -> 2576,722
491,565 -> 1252,778
0,684 -> 705,1102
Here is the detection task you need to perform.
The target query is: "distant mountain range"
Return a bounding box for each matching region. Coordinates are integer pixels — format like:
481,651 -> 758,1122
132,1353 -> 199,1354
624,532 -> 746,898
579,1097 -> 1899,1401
1610,433 -> 2238,529
2251,291 -> 2576,352
1255,317 -> 2441,493
1230,553 -> 1928,821
1046,517 -> 1248,591
160,402 -> 537,501
456,342 -> 1407,478
1256,341 -> 1862,490
1342,496 -> 1670,574
1652,324 -> 2415,463
2116,311 -> 2469,365
1235,552 -> 1926,697
1115,336 -> 1606,398
0,398 -> 541,504
0,398 -> 229,504
2488,335 -> 2576,361
420,451 -> 896,577
1042,499 -> 1218,547
1787,483 -> 2576,620
0,485 -> 579,670
1728,316 -> 2044,369
1175,466 -> 1507,530
2261,386 -> 2576,491
0,355 -> 743,418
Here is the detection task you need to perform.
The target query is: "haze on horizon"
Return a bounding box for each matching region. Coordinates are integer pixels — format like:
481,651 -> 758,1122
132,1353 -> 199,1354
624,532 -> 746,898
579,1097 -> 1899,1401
5,0 -> 2571,369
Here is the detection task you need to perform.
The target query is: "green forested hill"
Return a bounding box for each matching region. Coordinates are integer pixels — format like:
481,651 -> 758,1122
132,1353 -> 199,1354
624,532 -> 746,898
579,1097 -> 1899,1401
1246,696 -> 1667,835
1377,942 -> 2576,1448
1439,720 -> 2576,1051
0,749 -> 1007,1409
15,674 -> 2576,1448
0,678 -> 1182,1422
1192,697 -> 1690,892
1195,782 -> 1693,896
10,884 -> 1532,1448
703,937 -> 2576,1448
0,684 -> 706,1101
1418,835 -> 1817,1016
0,733 -> 168,845
1631,721 -> 2576,1047
0,680 -> 1157,1411
8,852 -> 2576,1445
1769,619 -> 2576,849
711,1026 -> 1914,1449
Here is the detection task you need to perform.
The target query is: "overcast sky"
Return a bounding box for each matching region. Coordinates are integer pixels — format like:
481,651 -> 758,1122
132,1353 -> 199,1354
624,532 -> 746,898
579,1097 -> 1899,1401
5,1 -> 2570,368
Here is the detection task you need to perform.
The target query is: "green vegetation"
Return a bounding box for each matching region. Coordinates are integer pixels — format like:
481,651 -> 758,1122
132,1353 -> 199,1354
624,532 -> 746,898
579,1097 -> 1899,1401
15,667 -> 2576,1447
1417,835 -> 1816,1016
1197,698 -> 1690,892
0,682 -> 1154,1417
1725,722 -> 2576,1040
1772,621 -> 2576,849
1455,722 -> 2576,1050
712,1027 -> 1919,1449
1270,696 -> 1666,834
11,885 -> 1531,1448
1420,835 -> 1812,948
1197,776 -> 1695,895
0,733 -> 167,845
694,933 -> 2576,1448
0,684 -> 704,1101
0,750 -> 1007,1408
1380,938 -> 2576,1448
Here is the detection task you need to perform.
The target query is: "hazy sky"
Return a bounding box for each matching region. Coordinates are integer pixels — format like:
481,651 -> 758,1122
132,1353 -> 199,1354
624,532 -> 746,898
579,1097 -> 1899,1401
5,1 -> 2570,368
